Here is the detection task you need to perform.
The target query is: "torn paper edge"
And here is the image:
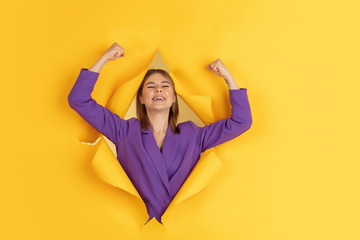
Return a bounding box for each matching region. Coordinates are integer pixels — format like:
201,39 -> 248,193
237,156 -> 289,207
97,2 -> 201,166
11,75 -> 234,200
81,136 -> 102,145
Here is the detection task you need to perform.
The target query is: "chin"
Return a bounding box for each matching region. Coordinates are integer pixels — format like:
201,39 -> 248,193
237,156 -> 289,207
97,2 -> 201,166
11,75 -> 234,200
148,106 -> 171,112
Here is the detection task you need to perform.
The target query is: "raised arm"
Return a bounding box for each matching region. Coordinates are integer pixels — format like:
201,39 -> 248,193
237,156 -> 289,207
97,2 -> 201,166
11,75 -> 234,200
67,43 -> 128,144
192,59 -> 252,151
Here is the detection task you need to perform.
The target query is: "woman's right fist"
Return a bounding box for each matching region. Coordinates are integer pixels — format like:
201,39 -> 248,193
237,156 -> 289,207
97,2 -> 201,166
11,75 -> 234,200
102,42 -> 125,61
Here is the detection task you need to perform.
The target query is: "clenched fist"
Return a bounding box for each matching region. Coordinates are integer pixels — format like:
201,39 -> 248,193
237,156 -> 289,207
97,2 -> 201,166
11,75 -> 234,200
207,58 -> 232,80
207,58 -> 240,89
102,42 -> 125,61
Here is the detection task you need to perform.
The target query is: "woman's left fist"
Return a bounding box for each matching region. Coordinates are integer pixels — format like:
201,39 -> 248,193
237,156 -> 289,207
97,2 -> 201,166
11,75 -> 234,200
207,58 -> 231,80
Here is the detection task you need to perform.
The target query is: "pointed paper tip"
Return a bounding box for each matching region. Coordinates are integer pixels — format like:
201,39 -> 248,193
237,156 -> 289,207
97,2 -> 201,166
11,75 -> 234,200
148,49 -> 171,73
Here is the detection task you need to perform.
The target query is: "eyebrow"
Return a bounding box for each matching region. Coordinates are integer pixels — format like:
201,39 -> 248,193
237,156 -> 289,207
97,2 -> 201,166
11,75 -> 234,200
145,81 -> 170,86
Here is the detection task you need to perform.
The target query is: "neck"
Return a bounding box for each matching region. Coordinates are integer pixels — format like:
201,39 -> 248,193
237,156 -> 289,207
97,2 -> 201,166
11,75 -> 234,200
146,110 -> 169,134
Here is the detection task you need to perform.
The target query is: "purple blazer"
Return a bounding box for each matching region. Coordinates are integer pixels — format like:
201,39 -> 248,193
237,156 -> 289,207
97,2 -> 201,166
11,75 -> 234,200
68,68 -> 252,224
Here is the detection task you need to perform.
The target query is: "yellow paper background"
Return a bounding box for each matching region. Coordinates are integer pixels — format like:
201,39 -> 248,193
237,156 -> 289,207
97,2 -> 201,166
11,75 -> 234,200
1,0 -> 360,239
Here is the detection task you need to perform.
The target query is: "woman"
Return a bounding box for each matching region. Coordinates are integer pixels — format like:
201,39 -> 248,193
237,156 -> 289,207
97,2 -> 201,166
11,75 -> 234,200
68,42 -> 252,225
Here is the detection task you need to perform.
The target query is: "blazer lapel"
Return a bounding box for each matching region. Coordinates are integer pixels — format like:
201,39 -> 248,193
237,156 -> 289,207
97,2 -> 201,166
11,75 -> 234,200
160,126 -> 179,181
141,126 -> 171,195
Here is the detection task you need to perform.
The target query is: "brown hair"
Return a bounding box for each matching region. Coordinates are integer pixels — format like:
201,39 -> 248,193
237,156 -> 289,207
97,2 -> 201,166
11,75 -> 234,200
136,69 -> 179,133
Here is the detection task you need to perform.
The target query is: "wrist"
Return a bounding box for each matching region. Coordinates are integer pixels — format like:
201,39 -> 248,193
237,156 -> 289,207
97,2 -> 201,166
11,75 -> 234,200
223,75 -> 237,89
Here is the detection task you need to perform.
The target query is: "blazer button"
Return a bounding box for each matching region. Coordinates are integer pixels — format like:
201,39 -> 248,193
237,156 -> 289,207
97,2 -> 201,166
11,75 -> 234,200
164,200 -> 170,206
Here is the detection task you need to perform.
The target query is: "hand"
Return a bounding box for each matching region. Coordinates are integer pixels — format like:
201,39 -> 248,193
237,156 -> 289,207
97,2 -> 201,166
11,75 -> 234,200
206,58 -> 232,80
102,42 -> 125,61
207,58 -> 240,90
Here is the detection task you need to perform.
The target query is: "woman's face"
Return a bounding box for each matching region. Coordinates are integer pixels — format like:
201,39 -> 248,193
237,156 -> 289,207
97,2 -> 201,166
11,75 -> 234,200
139,73 -> 176,113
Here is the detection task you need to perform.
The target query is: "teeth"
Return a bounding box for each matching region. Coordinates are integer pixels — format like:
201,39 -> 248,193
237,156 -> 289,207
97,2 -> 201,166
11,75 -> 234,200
154,97 -> 164,100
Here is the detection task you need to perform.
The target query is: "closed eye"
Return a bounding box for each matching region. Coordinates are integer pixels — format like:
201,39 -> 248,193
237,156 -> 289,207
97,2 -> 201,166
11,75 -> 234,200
146,85 -> 170,88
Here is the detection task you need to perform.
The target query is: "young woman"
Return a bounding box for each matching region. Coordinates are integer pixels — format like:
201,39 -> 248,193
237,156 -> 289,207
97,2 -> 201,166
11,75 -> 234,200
68,42 -> 252,225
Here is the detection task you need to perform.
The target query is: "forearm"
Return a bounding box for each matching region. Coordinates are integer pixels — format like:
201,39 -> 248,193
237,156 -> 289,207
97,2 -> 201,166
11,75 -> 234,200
89,55 -> 109,73
223,73 -> 241,90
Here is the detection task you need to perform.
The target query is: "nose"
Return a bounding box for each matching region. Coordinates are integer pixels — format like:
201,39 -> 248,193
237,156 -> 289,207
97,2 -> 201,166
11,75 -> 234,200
155,87 -> 162,92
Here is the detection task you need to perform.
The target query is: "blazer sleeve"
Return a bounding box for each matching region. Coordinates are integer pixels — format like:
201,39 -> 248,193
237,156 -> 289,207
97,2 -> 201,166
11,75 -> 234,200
190,88 -> 253,152
67,68 -> 129,144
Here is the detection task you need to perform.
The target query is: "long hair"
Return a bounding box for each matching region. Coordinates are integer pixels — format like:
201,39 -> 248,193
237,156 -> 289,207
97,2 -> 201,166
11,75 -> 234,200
136,69 -> 179,133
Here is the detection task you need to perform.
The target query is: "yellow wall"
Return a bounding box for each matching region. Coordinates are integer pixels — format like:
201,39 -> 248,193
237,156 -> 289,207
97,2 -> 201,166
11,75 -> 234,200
1,0 -> 360,239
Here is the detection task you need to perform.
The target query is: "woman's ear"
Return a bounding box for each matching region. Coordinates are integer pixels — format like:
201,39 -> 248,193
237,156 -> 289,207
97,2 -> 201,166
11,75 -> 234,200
139,94 -> 144,104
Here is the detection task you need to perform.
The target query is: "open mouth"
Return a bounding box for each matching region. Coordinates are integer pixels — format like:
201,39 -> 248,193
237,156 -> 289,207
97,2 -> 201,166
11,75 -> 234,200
152,96 -> 165,101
